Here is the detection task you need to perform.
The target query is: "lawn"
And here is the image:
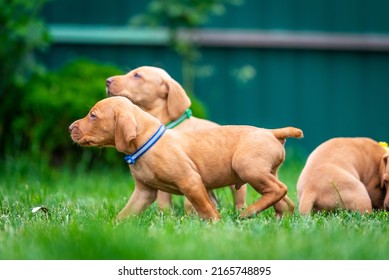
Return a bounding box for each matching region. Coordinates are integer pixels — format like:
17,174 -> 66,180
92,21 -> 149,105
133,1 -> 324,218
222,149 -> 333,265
1,151 -> 389,260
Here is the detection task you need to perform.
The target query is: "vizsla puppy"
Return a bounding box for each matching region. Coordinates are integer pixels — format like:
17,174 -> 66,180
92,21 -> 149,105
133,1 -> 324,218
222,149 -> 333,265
297,137 -> 389,214
69,96 -> 303,221
105,66 -> 246,211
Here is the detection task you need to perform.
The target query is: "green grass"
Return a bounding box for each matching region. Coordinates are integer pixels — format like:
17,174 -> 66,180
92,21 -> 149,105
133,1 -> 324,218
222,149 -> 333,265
1,153 -> 389,260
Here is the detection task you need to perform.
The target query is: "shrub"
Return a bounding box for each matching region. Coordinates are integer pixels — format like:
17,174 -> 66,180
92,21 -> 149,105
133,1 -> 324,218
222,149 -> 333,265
9,59 -> 124,166
0,0 -> 49,89
0,0 -> 50,156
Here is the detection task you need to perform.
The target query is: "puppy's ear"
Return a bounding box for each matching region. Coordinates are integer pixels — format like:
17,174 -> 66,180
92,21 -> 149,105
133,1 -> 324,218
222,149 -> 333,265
381,153 -> 389,188
165,77 -> 191,120
114,111 -> 137,153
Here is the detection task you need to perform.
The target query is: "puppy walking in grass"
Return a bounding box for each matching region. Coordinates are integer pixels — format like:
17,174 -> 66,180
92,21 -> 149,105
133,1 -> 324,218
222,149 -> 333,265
69,96 -> 303,221
106,66 -> 247,212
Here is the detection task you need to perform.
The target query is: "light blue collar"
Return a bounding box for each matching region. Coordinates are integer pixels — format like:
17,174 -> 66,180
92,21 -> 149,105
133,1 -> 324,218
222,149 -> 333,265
124,125 -> 166,164
165,109 -> 192,129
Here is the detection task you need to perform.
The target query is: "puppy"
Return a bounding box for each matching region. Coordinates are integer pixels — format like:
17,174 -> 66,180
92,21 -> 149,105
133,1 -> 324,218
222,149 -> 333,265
297,137 -> 389,214
106,66 -> 248,212
69,96 -> 303,221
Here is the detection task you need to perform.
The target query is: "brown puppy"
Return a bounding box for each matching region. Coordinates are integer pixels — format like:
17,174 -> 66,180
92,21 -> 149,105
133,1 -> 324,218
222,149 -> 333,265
105,66 -> 246,211
297,137 -> 389,214
69,96 -> 303,221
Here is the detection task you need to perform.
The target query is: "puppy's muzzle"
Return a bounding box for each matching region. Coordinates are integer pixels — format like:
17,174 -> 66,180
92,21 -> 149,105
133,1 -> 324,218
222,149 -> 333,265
69,122 -> 83,142
106,77 -> 114,97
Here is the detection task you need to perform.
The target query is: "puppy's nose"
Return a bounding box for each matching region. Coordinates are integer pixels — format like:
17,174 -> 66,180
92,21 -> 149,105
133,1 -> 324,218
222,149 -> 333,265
106,77 -> 113,87
68,122 -> 76,133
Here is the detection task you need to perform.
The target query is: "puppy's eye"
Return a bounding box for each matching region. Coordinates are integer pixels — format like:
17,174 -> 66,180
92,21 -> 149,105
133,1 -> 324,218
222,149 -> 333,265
90,113 -> 97,119
134,73 -> 142,78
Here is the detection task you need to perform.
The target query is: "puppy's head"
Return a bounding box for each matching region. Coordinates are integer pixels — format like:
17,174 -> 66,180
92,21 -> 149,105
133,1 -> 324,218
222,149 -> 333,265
69,96 -> 137,153
106,66 -> 191,121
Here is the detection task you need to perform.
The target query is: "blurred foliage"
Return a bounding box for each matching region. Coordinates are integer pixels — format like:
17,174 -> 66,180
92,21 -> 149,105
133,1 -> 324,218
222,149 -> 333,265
0,0 -> 50,157
131,0 -> 243,93
0,0 -> 49,91
6,59 -> 124,166
132,0 -> 240,60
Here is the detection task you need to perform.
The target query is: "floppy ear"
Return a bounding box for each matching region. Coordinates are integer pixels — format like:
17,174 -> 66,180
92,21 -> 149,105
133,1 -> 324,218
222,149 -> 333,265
114,111 -> 137,153
165,77 -> 191,120
381,153 -> 389,188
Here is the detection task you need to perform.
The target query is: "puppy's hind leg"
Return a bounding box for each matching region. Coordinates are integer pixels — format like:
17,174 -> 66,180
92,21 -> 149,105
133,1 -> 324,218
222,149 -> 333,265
240,174 -> 287,218
298,189 -> 316,215
232,183 -> 247,209
330,180 -> 373,213
273,194 -> 295,218
271,170 -> 294,217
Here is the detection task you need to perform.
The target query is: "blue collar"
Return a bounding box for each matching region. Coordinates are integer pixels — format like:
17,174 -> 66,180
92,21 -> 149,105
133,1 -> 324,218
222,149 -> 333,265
124,125 -> 166,165
165,109 -> 192,129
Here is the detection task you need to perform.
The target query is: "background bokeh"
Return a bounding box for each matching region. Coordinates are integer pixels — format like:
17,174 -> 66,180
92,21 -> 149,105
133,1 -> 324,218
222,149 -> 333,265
1,0 -> 389,165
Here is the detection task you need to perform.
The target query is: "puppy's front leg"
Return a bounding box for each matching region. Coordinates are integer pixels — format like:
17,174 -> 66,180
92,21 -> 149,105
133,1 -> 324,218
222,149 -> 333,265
181,182 -> 221,221
183,189 -> 218,215
116,182 -> 157,221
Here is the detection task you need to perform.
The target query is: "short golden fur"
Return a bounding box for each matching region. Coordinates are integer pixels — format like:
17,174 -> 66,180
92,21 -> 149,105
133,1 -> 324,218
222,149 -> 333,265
69,96 -> 303,220
297,137 -> 389,214
105,66 -> 230,210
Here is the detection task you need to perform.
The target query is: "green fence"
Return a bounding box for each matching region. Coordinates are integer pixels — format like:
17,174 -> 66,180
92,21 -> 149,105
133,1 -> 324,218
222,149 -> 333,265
41,0 -> 389,153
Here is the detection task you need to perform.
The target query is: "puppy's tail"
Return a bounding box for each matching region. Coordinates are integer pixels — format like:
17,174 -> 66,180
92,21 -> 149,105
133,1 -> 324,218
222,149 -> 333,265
271,127 -> 304,143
